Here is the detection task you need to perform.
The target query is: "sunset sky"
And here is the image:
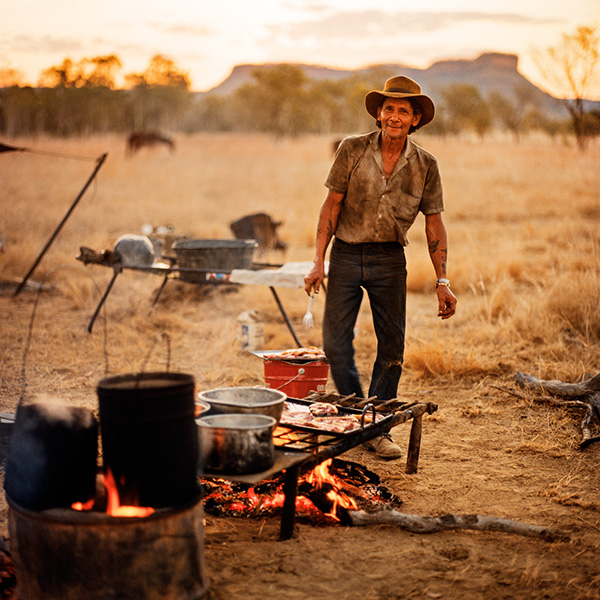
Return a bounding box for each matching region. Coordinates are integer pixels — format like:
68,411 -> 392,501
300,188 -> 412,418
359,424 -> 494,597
2,0 -> 599,97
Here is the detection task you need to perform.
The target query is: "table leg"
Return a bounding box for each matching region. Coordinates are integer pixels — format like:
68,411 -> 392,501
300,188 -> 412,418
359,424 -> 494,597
279,465 -> 300,540
87,268 -> 121,333
405,414 -> 423,474
269,287 -> 302,348
150,274 -> 170,308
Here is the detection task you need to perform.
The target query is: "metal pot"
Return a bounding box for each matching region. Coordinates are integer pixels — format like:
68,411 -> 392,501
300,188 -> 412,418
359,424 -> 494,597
197,414 -> 276,475
4,401 -> 98,511
194,400 -> 211,418
197,386 -> 285,424
97,372 -> 199,508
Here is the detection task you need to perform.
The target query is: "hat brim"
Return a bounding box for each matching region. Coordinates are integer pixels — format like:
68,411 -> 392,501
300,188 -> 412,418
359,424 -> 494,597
365,90 -> 435,129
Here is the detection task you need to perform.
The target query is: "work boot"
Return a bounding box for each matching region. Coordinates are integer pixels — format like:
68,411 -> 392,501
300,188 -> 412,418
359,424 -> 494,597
363,433 -> 402,460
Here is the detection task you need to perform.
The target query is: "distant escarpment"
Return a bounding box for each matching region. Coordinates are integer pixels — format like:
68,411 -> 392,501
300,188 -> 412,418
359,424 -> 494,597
203,52 -> 565,117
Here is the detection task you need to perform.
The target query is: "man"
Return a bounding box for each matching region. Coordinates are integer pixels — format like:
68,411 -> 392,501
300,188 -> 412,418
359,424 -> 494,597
304,75 -> 457,459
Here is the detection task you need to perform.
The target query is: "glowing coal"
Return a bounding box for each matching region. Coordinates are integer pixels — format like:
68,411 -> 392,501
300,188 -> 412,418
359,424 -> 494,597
202,458 -> 401,524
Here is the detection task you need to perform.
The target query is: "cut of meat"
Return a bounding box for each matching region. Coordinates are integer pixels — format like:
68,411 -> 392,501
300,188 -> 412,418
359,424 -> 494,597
309,402 -> 338,417
315,416 -> 360,433
268,347 -> 326,361
280,401 -> 364,433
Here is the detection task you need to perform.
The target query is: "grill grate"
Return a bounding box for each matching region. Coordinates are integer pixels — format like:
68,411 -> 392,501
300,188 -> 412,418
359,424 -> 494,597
273,397 -> 394,453
273,427 -> 359,452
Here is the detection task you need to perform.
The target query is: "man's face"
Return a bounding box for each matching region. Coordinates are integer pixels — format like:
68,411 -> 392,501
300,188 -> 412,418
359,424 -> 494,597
377,98 -> 421,140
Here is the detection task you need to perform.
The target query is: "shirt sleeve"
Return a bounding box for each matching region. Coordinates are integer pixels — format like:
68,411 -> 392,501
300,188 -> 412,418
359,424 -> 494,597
324,139 -> 352,195
419,157 -> 444,215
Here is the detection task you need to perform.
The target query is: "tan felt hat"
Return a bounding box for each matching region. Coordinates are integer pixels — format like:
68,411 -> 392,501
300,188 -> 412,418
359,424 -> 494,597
365,75 -> 435,129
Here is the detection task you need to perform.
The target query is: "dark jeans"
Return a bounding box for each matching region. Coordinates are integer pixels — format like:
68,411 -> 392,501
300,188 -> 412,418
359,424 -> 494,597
323,238 -> 407,401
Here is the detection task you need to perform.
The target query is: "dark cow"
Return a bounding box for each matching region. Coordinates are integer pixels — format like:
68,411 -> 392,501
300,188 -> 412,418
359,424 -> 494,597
230,213 -> 287,256
126,132 -> 175,155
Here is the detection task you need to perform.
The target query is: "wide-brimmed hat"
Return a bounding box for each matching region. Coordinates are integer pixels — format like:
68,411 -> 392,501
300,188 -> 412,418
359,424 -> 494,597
365,75 -> 435,129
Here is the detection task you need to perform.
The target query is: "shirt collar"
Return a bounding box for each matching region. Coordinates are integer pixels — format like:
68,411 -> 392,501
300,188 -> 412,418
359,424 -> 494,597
372,131 -> 414,158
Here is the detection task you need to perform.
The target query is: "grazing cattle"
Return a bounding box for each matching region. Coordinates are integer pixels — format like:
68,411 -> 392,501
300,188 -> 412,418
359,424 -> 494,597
230,213 -> 287,256
126,131 -> 175,155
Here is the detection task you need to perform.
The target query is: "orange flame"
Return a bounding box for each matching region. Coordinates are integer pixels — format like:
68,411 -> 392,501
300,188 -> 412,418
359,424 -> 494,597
305,458 -> 358,520
71,498 -> 95,511
71,470 -> 155,518
103,469 -> 155,517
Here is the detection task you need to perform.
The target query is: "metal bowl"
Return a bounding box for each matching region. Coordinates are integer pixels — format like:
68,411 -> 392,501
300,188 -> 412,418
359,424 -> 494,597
197,386 -> 286,424
197,414 -> 277,474
194,400 -> 211,418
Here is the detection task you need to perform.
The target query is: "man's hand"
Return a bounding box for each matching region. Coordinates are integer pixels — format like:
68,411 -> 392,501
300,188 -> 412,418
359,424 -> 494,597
437,285 -> 457,320
304,262 -> 325,295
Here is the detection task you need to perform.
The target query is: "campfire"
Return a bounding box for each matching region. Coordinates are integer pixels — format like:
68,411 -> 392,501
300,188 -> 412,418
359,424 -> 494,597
202,458 -> 401,525
4,375 -> 209,600
71,469 -> 155,518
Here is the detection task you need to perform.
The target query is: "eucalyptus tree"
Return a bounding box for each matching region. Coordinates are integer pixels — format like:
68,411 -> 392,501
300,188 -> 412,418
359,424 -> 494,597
534,25 -> 600,152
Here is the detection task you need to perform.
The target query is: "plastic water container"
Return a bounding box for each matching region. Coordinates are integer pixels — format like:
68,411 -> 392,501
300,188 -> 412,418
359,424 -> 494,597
237,310 -> 264,351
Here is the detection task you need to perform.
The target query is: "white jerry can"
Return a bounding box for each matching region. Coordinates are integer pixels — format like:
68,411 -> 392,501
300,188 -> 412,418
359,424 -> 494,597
237,310 -> 264,351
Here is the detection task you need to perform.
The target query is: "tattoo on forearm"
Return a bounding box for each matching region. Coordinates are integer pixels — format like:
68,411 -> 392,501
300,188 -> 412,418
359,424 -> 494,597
429,241 -> 448,275
326,219 -> 334,240
317,220 -> 334,246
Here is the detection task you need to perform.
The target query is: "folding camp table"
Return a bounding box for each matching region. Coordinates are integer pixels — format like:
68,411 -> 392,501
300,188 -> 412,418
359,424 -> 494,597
79,260 -> 325,348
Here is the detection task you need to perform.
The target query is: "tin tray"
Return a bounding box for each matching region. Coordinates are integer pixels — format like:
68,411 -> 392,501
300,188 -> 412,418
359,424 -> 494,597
278,398 -> 389,437
253,350 -> 328,365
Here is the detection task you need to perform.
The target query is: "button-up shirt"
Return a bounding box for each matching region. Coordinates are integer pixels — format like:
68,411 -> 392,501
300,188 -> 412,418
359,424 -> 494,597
325,131 -> 444,246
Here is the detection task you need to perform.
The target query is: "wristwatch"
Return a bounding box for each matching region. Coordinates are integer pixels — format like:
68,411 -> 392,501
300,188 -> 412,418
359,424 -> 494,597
436,278 -> 450,289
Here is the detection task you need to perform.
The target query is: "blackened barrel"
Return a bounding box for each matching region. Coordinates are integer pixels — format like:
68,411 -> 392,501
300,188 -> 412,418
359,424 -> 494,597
97,372 -> 199,508
8,495 -> 209,600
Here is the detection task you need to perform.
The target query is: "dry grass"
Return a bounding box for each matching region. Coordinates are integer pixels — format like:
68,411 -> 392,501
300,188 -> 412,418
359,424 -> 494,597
1,132 -> 600,396
2,133 -> 600,600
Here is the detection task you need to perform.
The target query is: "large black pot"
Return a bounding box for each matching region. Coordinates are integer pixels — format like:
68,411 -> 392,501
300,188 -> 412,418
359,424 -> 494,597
4,401 -> 98,511
97,372 -> 199,508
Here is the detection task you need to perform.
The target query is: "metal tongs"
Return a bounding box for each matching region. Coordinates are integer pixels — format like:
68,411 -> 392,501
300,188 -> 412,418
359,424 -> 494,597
302,285 -> 314,330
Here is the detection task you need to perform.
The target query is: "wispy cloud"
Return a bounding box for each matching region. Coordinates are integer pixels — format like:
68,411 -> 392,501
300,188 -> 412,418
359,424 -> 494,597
10,34 -> 84,54
281,1 -> 331,12
268,9 -> 560,40
150,23 -> 213,36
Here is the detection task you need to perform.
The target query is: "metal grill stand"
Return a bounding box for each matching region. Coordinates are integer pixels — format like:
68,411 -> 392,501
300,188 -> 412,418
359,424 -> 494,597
202,401 -> 437,540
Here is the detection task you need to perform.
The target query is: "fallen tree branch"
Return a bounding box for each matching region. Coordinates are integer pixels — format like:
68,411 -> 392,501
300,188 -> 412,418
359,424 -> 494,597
490,385 -> 585,408
512,372 -> 600,449
580,403 -> 600,448
347,506 -> 569,542
515,372 -> 600,401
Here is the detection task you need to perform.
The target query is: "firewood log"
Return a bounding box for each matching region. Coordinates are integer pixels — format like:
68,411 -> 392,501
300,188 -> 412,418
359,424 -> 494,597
347,506 -> 569,542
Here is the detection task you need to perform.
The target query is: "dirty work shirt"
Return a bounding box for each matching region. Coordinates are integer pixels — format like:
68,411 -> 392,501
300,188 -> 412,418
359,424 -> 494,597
325,131 -> 444,246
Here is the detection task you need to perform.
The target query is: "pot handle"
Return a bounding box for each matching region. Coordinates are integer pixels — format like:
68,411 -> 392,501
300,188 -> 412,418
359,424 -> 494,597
360,403 -> 377,429
137,332 -> 171,382
272,367 -> 305,391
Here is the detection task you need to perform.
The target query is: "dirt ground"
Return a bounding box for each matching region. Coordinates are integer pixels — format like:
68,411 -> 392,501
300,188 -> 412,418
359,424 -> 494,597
0,278 -> 598,600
